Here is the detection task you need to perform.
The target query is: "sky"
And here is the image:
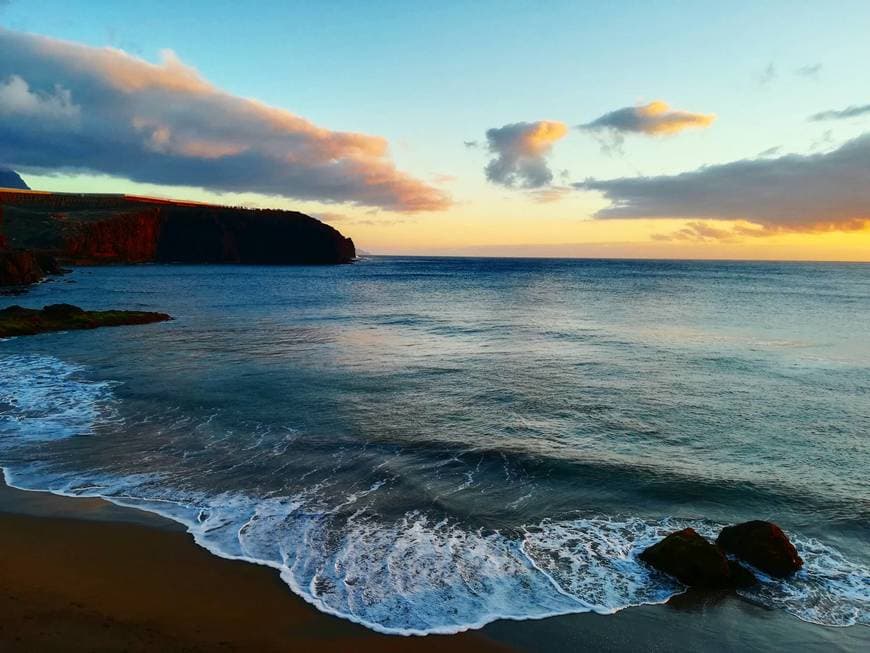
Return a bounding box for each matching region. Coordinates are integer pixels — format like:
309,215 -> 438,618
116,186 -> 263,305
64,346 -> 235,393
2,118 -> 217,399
1,0 -> 870,261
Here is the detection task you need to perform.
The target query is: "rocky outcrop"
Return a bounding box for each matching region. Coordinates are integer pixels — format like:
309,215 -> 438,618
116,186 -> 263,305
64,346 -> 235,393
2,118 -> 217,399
0,168 -> 29,190
0,304 -> 171,337
0,250 -> 45,286
639,528 -> 756,589
0,191 -> 355,265
716,521 -> 803,578
0,250 -> 63,288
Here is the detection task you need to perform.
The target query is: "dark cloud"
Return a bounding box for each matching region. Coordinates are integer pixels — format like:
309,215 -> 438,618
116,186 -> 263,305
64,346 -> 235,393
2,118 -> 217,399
810,103 -> 870,122
796,63 -> 822,79
484,121 -> 568,188
0,27 -> 450,212
574,133 -> 870,231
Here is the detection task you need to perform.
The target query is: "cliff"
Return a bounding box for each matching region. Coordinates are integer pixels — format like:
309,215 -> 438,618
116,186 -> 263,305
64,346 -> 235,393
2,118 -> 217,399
0,191 -> 355,266
0,248 -> 64,288
0,250 -> 49,287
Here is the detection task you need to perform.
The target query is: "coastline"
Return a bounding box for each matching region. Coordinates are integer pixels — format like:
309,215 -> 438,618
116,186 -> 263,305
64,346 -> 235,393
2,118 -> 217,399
0,259 -> 867,651
2,478 -> 866,652
0,477 -> 509,652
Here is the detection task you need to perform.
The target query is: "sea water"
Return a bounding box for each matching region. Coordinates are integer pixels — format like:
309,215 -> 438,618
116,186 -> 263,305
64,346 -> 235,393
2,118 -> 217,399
1,257 -> 868,634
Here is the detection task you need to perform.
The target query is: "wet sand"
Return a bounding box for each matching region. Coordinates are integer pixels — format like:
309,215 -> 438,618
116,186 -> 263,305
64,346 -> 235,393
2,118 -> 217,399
1,478 -> 866,652
0,479 -> 509,652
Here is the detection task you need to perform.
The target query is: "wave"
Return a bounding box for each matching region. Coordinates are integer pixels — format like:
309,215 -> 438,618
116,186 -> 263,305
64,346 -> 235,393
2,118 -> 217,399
1,354 -> 868,634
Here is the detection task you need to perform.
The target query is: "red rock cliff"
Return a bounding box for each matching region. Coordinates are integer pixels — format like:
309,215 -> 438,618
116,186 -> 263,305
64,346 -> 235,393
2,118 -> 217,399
0,191 -> 355,265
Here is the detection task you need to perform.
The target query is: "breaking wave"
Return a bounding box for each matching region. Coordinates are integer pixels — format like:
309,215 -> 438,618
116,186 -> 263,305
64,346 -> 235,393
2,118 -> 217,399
1,353 -> 868,634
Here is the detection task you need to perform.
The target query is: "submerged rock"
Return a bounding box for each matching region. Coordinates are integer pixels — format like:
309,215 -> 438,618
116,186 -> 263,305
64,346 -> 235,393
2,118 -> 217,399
639,528 -> 756,589
0,304 -> 171,337
716,520 -> 803,578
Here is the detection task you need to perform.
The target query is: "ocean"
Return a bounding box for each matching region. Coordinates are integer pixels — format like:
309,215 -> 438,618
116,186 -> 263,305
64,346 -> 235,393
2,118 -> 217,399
1,257 -> 868,635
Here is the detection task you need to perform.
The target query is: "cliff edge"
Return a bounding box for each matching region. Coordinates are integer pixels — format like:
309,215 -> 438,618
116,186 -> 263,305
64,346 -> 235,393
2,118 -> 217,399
0,191 -> 355,266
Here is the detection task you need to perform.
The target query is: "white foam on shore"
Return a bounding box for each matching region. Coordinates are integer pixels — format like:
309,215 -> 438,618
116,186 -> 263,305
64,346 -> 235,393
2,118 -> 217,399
1,353 -> 868,634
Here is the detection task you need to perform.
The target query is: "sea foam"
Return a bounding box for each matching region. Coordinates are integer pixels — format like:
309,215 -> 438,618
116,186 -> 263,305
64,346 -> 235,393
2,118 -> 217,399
1,353 -> 868,634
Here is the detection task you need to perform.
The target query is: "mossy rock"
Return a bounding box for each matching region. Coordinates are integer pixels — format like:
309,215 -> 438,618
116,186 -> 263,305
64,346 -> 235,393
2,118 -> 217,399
0,304 -> 171,337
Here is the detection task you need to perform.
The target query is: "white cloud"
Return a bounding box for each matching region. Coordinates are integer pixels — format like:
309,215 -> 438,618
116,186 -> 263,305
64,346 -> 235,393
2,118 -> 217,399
0,27 -> 449,212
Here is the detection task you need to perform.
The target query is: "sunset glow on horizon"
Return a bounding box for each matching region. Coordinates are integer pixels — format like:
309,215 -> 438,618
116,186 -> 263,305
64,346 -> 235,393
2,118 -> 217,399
3,1 -> 870,261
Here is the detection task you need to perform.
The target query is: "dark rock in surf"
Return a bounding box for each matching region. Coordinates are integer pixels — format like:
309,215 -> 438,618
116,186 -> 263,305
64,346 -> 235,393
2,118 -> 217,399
725,559 -> 759,588
639,528 -> 756,589
716,521 -> 803,578
0,304 -> 171,338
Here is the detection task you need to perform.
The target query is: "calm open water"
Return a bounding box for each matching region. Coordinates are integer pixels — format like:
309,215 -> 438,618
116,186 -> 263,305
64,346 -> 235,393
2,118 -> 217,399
1,257 -> 868,634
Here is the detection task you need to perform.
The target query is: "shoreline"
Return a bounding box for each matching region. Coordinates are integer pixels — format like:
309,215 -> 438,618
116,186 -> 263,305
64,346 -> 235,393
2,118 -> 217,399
2,477 -> 866,652
0,477 -> 509,652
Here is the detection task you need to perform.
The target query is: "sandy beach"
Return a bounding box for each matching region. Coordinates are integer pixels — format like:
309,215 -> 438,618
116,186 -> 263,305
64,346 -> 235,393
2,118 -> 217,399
2,3 -> 869,648
0,479 -> 509,652
2,477 -> 867,652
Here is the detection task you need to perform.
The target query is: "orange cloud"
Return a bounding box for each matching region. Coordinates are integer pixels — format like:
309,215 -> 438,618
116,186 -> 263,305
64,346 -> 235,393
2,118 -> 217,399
0,27 -> 449,212
580,100 -> 715,136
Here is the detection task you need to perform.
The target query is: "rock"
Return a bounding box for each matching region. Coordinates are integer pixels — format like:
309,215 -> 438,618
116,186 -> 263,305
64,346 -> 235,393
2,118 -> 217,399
34,252 -> 66,275
0,304 -> 171,338
716,521 -> 803,578
43,303 -> 85,317
639,528 -> 757,589
0,250 -> 46,286
0,249 -> 65,290
726,559 -> 759,588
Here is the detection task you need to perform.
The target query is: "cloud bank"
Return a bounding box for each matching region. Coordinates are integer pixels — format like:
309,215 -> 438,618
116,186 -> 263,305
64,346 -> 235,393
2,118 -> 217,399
484,121 -> 568,188
575,133 -> 870,231
650,221 -> 764,243
579,101 -> 715,137
810,103 -> 870,122
0,27 -> 449,211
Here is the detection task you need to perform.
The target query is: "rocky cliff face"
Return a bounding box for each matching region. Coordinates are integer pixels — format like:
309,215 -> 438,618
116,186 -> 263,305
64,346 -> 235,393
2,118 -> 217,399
0,191 -> 355,265
0,250 -> 47,286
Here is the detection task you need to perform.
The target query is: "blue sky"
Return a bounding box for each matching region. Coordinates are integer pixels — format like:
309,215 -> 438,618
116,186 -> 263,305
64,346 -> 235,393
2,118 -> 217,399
2,1 -> 870,259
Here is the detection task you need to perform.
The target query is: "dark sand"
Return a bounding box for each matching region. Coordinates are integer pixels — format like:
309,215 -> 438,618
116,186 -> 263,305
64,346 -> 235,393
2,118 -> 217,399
1,478 -> 866,652
0,479 -> 509,652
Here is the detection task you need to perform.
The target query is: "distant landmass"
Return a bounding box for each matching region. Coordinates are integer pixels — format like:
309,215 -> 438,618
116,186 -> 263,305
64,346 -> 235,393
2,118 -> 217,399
0,168 -> 30,190
0,190 -> 355,267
